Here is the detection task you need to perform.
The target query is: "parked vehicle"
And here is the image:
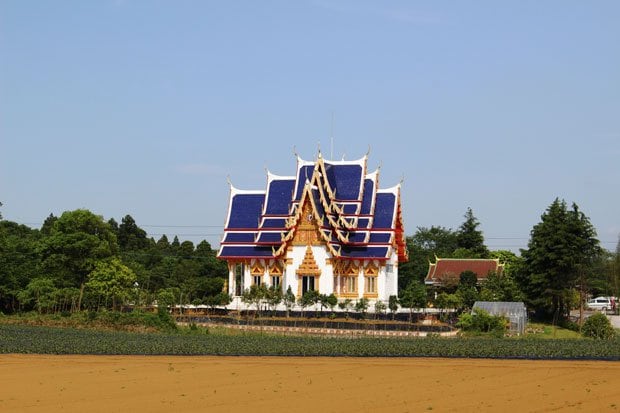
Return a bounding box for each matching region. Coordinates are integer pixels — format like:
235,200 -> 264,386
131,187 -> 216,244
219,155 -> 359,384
586,296 -> 615,312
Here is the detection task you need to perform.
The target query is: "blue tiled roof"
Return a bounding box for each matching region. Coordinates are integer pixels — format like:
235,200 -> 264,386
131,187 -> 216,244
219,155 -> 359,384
310,188 -> 326,218
265,179 -> 295,214
294,165 -> 315,200
219,155 -> 402,260
222,232 -> 256,243
358,218 -> 371,228
360,178 -> 375,214
342,204 -> 359,214
369,233 -> 392,243
323,163 -> 363,200
260,218 -> 286,228
373,193 -> 396,228
219,246 -> 274,258
348,232 -> 369,243
340,246 -> 389,258
227,193 -> 264,229
256,232 -> 283,244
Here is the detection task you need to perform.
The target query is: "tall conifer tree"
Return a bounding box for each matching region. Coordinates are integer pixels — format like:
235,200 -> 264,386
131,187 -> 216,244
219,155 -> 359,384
455,207 -> 489,258
519,198 -> 601,321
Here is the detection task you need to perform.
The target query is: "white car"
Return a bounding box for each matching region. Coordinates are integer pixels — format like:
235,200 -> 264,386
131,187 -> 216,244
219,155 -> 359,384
586,297 -> 614,312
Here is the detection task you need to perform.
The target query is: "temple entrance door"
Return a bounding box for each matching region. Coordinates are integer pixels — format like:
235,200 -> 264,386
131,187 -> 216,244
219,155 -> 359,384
301,275 -> 315,295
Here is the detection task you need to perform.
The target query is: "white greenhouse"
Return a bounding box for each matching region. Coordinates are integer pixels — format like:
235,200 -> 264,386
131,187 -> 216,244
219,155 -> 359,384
473,301 -> 528,335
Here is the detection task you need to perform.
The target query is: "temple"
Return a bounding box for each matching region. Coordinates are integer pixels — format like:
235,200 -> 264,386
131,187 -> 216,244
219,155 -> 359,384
424,257 -> 504,286
217,151 -> 408,303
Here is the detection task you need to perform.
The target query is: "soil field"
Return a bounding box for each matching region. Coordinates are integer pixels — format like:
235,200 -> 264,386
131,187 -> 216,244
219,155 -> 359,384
1,355 -> 619,412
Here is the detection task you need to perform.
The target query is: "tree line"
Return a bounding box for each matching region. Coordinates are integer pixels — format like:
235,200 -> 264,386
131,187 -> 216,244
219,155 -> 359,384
398,201 -> 618,323
0,209 -> 228,314
1,199 -> 619,324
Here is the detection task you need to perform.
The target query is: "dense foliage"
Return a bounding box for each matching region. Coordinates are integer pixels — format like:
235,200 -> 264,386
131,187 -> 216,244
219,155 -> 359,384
1,200 -> 618,320
456,309 -> 508,336
0,210 -> 228,314
0,323 -> 618,360
518,199 -> 602,320
581,313 -> 616,340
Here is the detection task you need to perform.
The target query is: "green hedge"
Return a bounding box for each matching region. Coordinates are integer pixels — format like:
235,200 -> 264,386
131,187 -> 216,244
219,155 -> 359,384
1,324 -> 619,360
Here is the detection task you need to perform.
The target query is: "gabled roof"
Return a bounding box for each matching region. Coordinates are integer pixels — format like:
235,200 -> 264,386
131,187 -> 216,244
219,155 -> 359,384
425,258 -> 504,285
217,151 -> 408,261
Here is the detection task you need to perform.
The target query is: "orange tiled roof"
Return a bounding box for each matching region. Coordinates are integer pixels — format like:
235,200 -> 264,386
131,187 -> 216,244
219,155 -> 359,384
425,258 -> 503,285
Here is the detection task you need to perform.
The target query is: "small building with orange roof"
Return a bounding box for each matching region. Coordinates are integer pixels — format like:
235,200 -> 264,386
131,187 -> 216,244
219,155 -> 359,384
424,257 -> 504,286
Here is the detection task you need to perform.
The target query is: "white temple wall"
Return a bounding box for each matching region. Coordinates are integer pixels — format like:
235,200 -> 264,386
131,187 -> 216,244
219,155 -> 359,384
287,244 -> 334,296
227,251 -> 400,302
383,253 -> 399,298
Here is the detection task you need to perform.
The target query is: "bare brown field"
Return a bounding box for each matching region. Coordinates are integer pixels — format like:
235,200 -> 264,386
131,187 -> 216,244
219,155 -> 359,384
1,355 -> 619,412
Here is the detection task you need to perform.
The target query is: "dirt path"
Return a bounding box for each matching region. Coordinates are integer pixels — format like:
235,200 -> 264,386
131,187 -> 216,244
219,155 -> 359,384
1,355 -> 619,412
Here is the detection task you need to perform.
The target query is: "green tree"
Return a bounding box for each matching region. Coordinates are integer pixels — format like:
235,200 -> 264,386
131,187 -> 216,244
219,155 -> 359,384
282,286 -> 296,318
435,292 -> 462,318
117,215 -> 149,251
480,271 -> 523,302
17,278 -> 57,313
456,271 -> 479,310
242,284 -> 268,318
490,250 -> 523,277
266,285 -> 283,316
298,289 -> 319,317
388,295 -> 399,320
40,213 -> 58,235
518,199 -> 602,321
324,293 -> 338,316
373,300 -> 387,319
85,258 -> 137,310
156,287 -> 179,310
456,308 -> 507,336
338,298 -> 353,319
354,297 -> 370,319
456,207 -> 489,258
195,240 -> 227,278
0,221 -> 42,312
459,270 -> 478,287
399,280 -> 427,322
156,235 -> 170,252
581,313 -> 615,339
39,209 -> 118,310
398,226 -> 458,289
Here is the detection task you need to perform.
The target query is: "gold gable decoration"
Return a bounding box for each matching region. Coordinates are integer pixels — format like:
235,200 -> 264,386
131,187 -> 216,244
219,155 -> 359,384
291,196 -> 323,246
296,246 -> 321,276
364,262 -> 379,276
345,262 -> 360,276
269,261 -> 283,275
250,262 -> 265,275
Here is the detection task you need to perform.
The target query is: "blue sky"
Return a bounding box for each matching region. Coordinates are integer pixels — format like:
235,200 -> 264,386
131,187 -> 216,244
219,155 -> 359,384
1,1 -> 619,252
